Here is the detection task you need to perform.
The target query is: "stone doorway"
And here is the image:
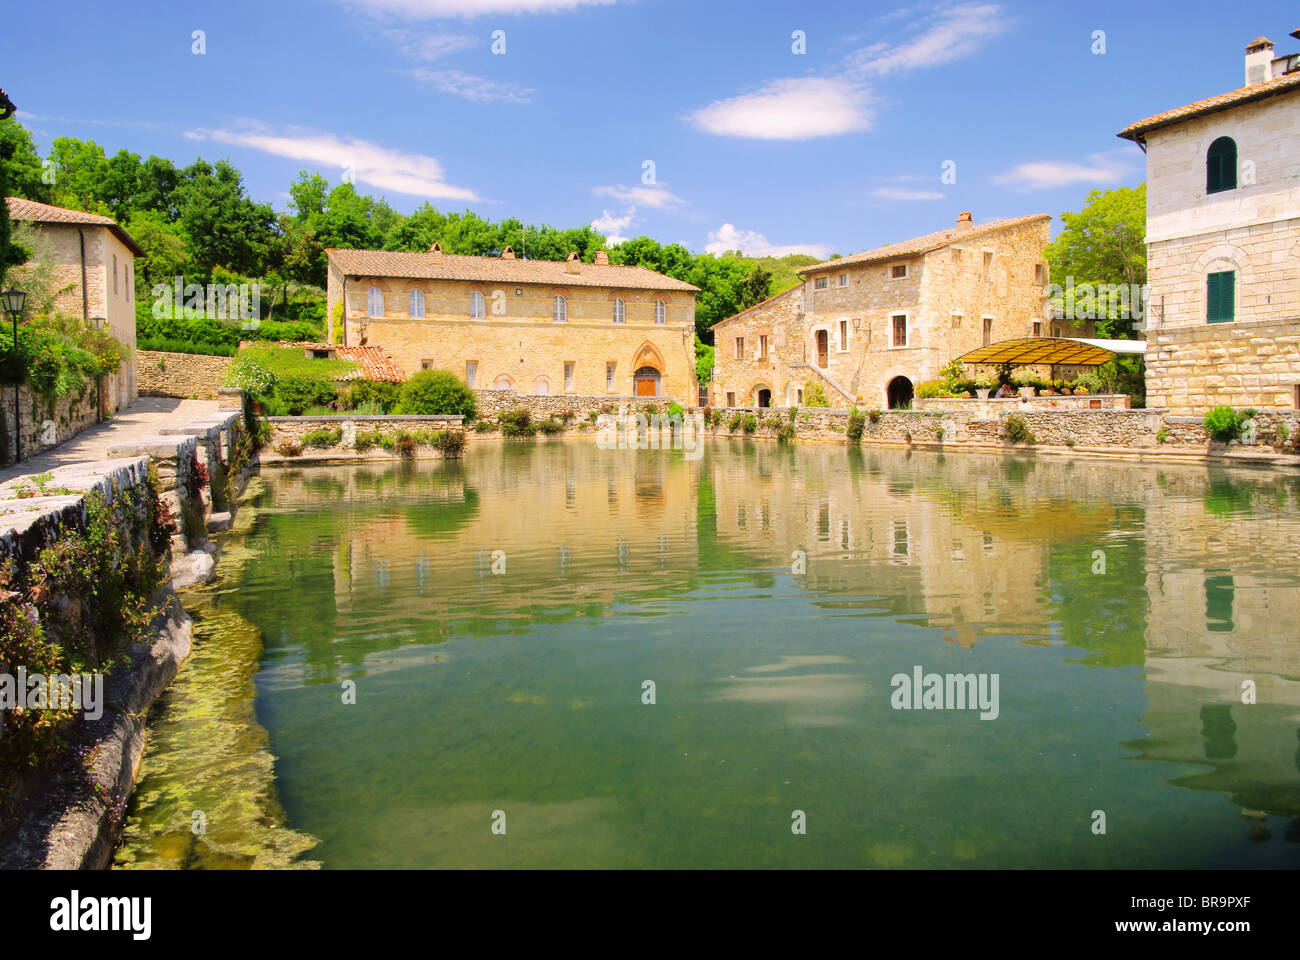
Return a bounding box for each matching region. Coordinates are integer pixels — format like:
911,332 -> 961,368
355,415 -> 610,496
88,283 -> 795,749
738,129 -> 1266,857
887,376 -> 914,409
634,366 -> 661,397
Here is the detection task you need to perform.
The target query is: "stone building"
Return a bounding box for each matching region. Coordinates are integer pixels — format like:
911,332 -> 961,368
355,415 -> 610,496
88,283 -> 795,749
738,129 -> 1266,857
325,245 -> 699,400
5,197 -> 143,412
1119,30 -> 1300,413
709,212 -> 1083,410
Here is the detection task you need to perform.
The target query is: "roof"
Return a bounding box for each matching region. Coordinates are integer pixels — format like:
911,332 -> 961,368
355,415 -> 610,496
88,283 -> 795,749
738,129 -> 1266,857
1118,71 -> 1300,143
5,196 -> 145,257
797,214 -> 1049,275
326,247 -> 699,293
955,336 -> 1147,367
241,341 -> 408,383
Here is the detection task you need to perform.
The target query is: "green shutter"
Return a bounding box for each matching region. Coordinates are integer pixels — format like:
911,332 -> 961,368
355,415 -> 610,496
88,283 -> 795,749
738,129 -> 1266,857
1207,271 -> 1235,324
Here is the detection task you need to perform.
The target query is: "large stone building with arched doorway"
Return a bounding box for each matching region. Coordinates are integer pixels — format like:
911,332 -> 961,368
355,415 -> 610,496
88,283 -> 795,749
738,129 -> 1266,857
709,212 -> 1074,409
1118,33 -> 1300,413
326,245 -> 699,402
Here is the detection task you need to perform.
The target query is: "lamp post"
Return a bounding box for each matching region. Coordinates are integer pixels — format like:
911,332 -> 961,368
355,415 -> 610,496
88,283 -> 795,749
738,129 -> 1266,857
2,288 -> 27,463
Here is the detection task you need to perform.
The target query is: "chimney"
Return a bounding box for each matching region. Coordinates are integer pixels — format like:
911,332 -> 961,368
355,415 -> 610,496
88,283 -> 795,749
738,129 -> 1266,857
428,241 -> 443,261
564,251 -> 581,275
955,211 -> 974,232
501,246 -> 515,260
593,249 -> 609,266
1245,36 -> 1275,85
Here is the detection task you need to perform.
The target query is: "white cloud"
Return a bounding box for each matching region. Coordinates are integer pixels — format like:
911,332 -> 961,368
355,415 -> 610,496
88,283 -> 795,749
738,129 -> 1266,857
184,125 -> 478,200
592,184 -> 683,209
704,224 -> 830,259
872,186 -> 944,200
688,77 -> 874,141
846,3 -> 1010,77
591,209 -> 634,245
343,0 -> 617,19
407,68 -> 533,102
991,151 -> 1138,192
383,29 -> 477,59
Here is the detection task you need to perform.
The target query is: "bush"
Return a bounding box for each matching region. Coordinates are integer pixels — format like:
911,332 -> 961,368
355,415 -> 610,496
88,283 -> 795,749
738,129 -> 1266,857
915,379 -> 948,400
1204,406 -> 1245,443
537,417 -> 565,435
275,376 -> 339,415
741,413 -> 758,434
727,412 -> 745,432
394,433 -> 417,458
666,401 -> 684,422
1004,413 -> 1034,444
341,379 -> 403,413
777,422 -> 796,444
498,408 -> 534,437
431,429 -> 467,455
302,427 -> 343,448
474,420 -> 493,433
225,354 -> 278,399
354,430 -> 377,451
847,406 -> 866,442
803,381 -> 830,408
274,439 -> 303,457
397,369 -> 477,418
867,409 -> 883,423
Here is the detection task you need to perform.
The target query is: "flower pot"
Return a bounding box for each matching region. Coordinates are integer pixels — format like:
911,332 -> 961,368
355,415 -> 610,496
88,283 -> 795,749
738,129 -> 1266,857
1018,387 -> 1034,399
976,389 -> 991,400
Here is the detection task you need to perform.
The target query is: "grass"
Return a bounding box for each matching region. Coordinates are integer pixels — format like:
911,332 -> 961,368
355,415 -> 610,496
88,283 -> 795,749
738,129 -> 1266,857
239,343 -> 360,381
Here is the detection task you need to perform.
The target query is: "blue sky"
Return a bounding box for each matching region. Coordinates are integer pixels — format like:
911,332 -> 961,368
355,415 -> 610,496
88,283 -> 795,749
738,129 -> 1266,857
8,0 -> 1299,257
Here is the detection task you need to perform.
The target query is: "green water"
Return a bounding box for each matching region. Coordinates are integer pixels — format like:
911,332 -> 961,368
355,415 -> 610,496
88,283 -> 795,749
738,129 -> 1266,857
117,441 -> 1300,868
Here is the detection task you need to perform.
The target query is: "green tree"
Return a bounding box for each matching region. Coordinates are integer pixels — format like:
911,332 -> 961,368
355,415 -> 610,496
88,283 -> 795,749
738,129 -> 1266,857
125,210 -> 190,291
173,159 -> 276,276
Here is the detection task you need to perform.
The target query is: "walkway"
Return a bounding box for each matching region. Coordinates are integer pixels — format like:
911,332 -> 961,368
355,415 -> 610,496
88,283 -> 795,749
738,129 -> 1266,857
0,397 -> 219,485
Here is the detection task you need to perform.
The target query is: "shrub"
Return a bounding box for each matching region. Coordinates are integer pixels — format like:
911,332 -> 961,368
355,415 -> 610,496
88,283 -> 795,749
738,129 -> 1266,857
302,427 -> 344,448
727,412 -> 745,432
777,422 -> 796,444
394,433 -> 417,458
741,413 -> 758,434
760,415 -> 784,432
1156,426 -> 1169,444
1004,413 -> 1034,444
225,355 -> 278,399
342,379 -> 403,413
666,401 -> 684,422
396,369 -> 477,418
276,376 -> 339,415
431,429 -> 467,456
537,417 -> 565,435
1203,406 -> 1245,443
274,439 -> 303,457
867,408 -> 883,423
846,407 -> 866,442
474,420 -> 494,433
915,379 -> 948,400
787,405 -> 798,422
353,430 -> 377,451
803,381 -> 830,408
498,408 -> 534,437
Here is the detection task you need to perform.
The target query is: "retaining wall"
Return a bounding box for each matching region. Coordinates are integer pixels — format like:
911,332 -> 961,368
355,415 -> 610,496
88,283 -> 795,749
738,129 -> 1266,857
136,350 -> 235,399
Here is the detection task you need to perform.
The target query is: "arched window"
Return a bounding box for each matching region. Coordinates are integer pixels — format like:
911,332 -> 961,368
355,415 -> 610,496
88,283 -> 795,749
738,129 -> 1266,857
534,377 -> 551,395
613,298 -> 625,324
409,289 -> 425,318
493,375 -> 512,389
367,287 -> 385,317
553,296 -> 567,323
653,300 -> 666,325
1206,137 -> 1237,194
470,291 -> 485,319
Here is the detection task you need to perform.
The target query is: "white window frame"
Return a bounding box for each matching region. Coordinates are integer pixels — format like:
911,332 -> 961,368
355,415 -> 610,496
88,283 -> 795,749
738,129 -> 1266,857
735,336 -> 744,360
470,291 -> 485,319
553,296 -> 567,323
758,334 -> 768,359
838,319 -> 850,352
613,298 -> 625,324
654,300 -> 666,325
950,312 -> 962,329
889,262 -> 908,280
889,313 -> 909,349
409,288 -> 425,318
367,286 -> 385,317
465,360 -> 477,387
814,276 -> 828,289
982,315 -> 995,346
1032,319 -> 1042,338
564,361 -> 574,391
838,273 -> 848,287
606,361 -> 615,392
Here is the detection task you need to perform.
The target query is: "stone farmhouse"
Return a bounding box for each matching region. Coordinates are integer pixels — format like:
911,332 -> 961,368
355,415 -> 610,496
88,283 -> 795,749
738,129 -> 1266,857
710,212 -> 1090,410
1119,30 -> 1300,413
325,245 -> 699,401
5,196 -> 143,413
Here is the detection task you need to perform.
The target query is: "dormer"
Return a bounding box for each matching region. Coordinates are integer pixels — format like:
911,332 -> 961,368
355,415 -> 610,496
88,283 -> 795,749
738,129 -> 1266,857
564,251 -> 581,275
428,241 -> 443,262
501,246 -> 516,260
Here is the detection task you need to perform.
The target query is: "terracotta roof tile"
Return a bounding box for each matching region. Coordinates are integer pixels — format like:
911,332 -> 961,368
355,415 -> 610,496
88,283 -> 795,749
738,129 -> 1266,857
326,247 -> 699,293
797,213 -> 1050,274
1118,71 -> 1300,142
5,196 -> 145,256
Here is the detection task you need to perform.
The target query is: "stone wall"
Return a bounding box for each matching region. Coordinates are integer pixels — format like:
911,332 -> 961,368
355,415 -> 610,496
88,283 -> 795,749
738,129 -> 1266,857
1145,318 -> 1300,413
914,393 -> 1132,412
136,350 -> 235,399
263,414 -> 466,463
0,381 -> 101,468
473,389 -> 649,422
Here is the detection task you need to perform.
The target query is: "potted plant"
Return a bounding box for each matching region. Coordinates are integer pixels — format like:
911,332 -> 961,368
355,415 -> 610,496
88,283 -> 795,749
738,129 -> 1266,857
974,375 -> 995,400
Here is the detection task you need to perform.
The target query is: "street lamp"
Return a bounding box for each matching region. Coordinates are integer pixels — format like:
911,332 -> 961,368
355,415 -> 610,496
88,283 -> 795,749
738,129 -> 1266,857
2,288 -> 27,463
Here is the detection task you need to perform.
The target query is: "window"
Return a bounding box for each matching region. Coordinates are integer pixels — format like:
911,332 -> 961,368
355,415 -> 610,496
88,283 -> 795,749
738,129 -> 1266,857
1207,270 -> 1235,323
983,317 -> 994,346
735,336 -> 744,359
367,287 -> 385,317
606,362 -> 615,391
726,392 -> 736,407
1034,263 -> 1046,286
127,266 -> 133,301
421,360 -> 436,370
1032,320 -> 1042,337
465,361 -> 477,387
891,314 -> 907,348
113,255 -> 118,295
758,335 -> 768,359
890,263 -> 907,279
409,289 -> 425,318
553,296 -> 567,323
564,361 -> 574,391
815,276 -> 828,289
613,298 -> 625,323
470,291 -> 485,319
534,378 -> 550,396
951,313 -> 962,329
839,273 -> 848,287
654,300 -> 666,325
1206,137 -> 1237,194
839,320 -> 848,350
983,252 -> 994,282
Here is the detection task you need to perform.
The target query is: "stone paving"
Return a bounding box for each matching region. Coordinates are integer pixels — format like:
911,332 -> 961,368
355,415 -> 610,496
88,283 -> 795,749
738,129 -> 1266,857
0,396 -> 218,485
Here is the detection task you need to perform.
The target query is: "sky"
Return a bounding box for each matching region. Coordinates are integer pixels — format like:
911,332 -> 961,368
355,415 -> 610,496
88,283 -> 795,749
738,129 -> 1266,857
7,0 -> 1299,258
